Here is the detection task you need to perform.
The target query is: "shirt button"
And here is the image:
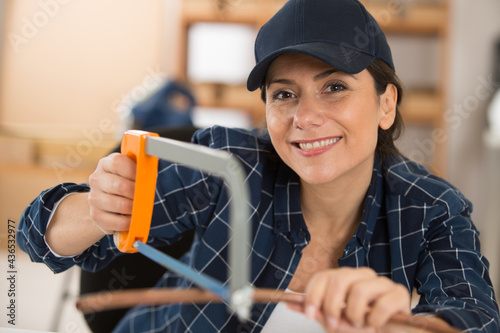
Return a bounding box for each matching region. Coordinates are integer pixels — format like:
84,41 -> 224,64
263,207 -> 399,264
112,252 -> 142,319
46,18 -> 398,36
276,221 -> 282,228
298,229 -> 306,239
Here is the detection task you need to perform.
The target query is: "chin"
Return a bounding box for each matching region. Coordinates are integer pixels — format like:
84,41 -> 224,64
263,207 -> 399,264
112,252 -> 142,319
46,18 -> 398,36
298,170 -> 339,186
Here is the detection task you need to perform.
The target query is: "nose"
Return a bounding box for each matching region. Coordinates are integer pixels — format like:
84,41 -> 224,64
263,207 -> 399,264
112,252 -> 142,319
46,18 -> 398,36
293,96 -> 326,130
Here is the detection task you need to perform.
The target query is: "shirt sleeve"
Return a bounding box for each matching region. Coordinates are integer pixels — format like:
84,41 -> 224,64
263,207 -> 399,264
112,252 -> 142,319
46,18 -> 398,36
413,209 -> 500,332
43,192 -> 81,258
17,182 -> 120,273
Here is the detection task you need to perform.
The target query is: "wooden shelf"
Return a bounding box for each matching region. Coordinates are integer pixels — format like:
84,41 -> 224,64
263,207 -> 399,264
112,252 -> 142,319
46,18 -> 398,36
182,1 -> 448,34
400,90 -> 443,124
182,0 -> 285,25
191,83 -> 265,125
362,1 -> 448,35
0,128 -> 117,170
182,1 -> 260,24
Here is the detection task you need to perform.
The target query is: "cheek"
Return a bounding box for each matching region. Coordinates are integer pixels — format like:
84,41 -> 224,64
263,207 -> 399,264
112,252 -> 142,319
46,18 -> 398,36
265,107 -> 281,146
341,101 -> 381,146
337,101 -> 377,128
266,106 -> 293,159
266,105 -> 289,136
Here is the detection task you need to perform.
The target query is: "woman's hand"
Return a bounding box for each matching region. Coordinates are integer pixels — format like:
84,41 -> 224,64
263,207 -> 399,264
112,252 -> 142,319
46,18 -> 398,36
290,267 -> 412,332
88,152 -> 137,234
46,152 -> 137,256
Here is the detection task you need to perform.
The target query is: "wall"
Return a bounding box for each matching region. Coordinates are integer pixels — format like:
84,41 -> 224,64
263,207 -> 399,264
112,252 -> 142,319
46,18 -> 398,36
0,0 -> 169,235
0,0 -> 166,135
0,3 -> 168,329
448,0 -> 500,213
447,0 -> 500,292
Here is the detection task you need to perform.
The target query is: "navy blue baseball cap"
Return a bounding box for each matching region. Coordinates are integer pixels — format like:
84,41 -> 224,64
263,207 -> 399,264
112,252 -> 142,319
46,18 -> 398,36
246,0 -> 394,91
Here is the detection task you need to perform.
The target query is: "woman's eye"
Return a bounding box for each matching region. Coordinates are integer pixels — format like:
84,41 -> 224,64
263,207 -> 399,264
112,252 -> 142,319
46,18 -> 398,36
272,90 -> 295,101
325,82 -> 347,93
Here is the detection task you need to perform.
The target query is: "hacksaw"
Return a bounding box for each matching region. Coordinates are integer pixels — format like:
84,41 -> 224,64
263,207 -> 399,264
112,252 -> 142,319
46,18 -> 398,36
114,130 -> 252,320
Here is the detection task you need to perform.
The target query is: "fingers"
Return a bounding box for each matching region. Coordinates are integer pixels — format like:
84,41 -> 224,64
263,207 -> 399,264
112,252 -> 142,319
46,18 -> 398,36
302,267 -> 411,331
344,275 -> 410,327
95,152 -> 137,185
285,302 -> 304,313
88,172 -> 135,210
331,267 -> 378,327
304,267 -> 375,328
88,153 -> 138,233
365,282 -> 411,327
303,270 -> 331,320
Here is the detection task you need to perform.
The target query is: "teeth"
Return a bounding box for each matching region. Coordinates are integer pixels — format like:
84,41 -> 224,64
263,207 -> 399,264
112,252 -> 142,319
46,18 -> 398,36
299,137 -> 340,150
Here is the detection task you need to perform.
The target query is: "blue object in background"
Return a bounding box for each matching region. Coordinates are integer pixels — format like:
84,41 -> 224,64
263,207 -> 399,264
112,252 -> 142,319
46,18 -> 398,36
132,80 -> 196,130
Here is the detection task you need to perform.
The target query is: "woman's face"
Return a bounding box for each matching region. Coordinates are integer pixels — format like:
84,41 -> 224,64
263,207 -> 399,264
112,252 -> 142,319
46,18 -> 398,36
265,53 -> 396,186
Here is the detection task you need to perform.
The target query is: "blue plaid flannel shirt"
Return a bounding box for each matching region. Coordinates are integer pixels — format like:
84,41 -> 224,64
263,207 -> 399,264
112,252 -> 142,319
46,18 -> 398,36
18,126 -> 499,332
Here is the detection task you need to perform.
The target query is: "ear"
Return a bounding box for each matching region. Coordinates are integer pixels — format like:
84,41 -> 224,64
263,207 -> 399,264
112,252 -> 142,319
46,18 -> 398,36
378,83 -> 398,130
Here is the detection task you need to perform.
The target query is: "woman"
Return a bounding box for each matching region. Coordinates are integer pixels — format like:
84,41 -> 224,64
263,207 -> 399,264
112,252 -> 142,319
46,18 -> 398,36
18,0 -> 499,332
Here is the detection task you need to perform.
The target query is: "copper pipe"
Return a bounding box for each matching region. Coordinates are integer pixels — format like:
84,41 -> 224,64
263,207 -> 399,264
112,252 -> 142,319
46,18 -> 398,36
76,288 -> 460,333
76,288 -> 304,313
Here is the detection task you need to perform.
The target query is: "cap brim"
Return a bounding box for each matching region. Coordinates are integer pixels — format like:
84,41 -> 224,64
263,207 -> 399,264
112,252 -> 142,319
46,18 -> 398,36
246,42 -> 375,91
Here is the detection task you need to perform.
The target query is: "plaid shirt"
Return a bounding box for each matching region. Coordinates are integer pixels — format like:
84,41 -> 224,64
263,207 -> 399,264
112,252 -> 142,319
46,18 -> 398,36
18,126 -> 499,332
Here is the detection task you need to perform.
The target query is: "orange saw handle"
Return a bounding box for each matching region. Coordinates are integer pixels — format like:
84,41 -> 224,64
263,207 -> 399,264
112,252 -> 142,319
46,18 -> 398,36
115,130 -> 159,253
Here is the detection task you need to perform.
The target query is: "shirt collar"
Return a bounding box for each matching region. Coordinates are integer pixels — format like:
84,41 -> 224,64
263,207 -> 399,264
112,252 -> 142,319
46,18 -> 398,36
356,155 -> 384,247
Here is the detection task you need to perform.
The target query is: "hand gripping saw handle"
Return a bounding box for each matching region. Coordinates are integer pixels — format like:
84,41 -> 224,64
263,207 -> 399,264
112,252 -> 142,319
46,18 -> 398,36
115,130 -> 253,320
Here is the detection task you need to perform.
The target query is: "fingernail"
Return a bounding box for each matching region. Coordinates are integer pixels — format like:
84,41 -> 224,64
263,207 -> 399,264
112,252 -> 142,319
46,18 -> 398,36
305,305 -> 316,320
327,317 -> 338,329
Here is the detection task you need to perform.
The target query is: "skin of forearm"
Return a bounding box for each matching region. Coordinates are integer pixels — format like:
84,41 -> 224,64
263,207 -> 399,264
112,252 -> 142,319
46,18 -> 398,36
45,192 -> 106,256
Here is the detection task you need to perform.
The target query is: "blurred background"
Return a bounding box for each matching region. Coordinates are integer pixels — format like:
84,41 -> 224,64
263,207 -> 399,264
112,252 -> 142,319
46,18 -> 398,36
0,0 -> 499,332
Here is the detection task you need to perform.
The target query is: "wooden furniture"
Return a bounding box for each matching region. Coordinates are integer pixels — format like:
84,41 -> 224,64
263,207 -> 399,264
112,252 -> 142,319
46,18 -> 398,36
176,0 -> 450,173
174,0 -> 286,127
361,0 -> 450,174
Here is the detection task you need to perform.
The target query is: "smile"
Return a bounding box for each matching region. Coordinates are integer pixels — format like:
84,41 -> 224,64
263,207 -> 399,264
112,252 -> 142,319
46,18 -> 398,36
298,137 -> 341,150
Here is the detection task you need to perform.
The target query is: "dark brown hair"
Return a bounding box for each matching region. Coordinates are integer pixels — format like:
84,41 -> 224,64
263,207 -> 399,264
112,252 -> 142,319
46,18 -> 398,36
260,59 -> 405,163
366,59 -> 404,162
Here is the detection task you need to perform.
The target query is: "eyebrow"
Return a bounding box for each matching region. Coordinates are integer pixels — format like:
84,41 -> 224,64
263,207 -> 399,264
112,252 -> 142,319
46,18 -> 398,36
266,68 -> 356,88
314,69 -> 340,81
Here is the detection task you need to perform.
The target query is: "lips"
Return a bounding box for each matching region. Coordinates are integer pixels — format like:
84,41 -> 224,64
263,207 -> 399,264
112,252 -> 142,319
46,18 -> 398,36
296,137 -> 341,151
